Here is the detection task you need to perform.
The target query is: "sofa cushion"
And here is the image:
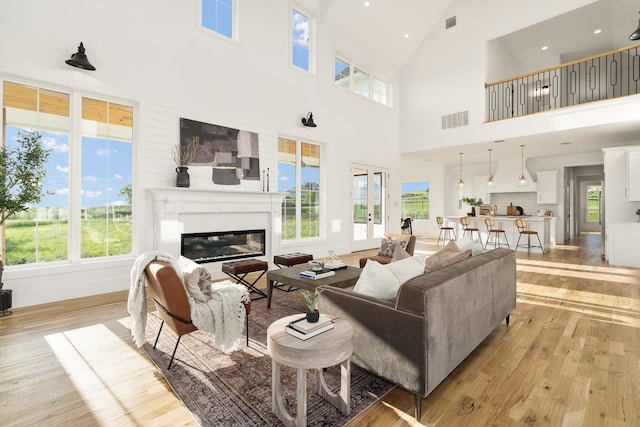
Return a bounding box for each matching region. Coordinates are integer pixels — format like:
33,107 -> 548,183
424,241 -> 472,273
391,244 -> 411,261
377,237 -> 409,257
456,235 -> 484,255
353,260 -> 400,302
385,255 -> 425,285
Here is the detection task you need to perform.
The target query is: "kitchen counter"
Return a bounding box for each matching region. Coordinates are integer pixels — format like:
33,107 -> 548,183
444,215 -> 555,252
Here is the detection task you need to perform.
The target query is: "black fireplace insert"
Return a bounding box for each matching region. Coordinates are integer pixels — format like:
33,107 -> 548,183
181,229 -> 266,264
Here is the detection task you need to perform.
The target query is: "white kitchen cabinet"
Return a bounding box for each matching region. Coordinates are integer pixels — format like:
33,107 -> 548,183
473,175 -> 490,204
627,151 -> 640,201
536,170 -> 558,204
607,222 -> 640,267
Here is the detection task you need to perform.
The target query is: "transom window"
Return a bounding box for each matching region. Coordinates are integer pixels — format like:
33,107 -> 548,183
334,56 -> 390,106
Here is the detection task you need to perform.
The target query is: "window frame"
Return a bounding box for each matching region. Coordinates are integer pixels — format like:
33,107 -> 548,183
333,55 -> 392,107
0,77 -> 137,269
290,5 -> 316,74
277,136 -> 323,242
401,180 -> 430,220
197,0 -> 240,44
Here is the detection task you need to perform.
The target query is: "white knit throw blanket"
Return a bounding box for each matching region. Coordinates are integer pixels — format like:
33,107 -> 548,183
128,251 -> 250,353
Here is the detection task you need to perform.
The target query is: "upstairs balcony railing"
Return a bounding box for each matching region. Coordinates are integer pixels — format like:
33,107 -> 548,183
485,43 -> 640,122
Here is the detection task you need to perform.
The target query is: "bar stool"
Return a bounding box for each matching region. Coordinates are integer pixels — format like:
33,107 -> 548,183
515,219 -> 544,255
436,216 -> 457,246
460,216 -> 481,241
484,218 -> 510,249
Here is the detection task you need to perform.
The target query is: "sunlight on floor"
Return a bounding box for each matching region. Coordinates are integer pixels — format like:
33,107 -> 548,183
45,323 -> 154,426
516,261 -> 640,285
517,282 -> 640,328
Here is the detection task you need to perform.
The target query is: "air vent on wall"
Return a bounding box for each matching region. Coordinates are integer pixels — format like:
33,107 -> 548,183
441,110 -> 468,130
446,16 -> 456,29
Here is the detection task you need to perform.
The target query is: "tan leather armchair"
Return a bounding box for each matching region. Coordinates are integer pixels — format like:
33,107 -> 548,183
144,260 -> 250,369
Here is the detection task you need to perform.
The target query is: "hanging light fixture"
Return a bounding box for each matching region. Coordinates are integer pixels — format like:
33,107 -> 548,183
630,11 -> 640,40
517,144 -> 529,186
65,42 -> 96,71
458,152 -> 465,188
487,148 -> 495,188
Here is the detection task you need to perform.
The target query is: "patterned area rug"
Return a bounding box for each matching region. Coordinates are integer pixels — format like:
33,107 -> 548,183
134,289 -> 394,426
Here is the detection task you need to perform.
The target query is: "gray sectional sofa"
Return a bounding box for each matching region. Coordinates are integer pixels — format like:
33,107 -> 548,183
317,247 -> 516,420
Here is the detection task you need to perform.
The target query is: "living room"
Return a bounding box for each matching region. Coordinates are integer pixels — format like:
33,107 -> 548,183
1,0 -> 640,425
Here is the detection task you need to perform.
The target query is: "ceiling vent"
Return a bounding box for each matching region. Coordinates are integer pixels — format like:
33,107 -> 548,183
442,110 -> 468,130
446,16 -> 457,29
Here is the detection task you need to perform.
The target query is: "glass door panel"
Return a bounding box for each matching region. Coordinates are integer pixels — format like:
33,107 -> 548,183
352,165 -> 386,251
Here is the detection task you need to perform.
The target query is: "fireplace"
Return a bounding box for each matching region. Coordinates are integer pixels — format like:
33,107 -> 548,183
181,229 -> 266,264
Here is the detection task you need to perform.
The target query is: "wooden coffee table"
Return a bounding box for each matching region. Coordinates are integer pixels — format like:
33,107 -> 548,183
267,314 -> 354,427
266,265 -> 362,308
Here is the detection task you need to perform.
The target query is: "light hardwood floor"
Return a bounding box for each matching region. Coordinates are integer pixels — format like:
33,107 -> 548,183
1,234 -> 638,426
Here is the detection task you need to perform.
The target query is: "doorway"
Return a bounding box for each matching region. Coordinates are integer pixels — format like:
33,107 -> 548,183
351,165 -> 387,251
580,181 -> 602,233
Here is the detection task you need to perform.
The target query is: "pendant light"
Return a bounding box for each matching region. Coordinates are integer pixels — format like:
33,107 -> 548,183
487,148 -> 495,188
517,144 -> 529,186
458,152 -> 465,188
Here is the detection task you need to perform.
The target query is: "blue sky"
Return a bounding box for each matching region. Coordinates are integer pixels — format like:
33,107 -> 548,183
292,9 -> 310,71
402,181 -> 430,193
201,0 -> 233,38
278,162 -> 319,193
6,126 -> 131,208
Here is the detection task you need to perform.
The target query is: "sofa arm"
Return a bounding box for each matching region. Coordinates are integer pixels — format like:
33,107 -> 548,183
317,286 -> 428,396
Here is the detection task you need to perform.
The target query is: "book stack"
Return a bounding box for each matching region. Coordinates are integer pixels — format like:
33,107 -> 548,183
285,314 -> 334,340
299,268 -> 336,280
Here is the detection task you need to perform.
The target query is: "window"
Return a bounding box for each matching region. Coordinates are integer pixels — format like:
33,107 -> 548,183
278,137 -> 321,240
291,8 -> 312,71
2,81 -> 70,265
199,0 -> 235,40
401,181 -> 430,220
81,98 -> 133,258
353,67 -> 370,98
1,80 -> 134,266
333,56 -> 390,106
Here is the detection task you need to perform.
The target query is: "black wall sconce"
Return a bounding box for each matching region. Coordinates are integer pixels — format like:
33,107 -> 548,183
65,42 -> 96,71
630,11 -> 640,40
301,112 -> 317,127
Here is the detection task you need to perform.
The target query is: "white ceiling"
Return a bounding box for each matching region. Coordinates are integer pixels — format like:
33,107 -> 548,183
320,0 -> 640,166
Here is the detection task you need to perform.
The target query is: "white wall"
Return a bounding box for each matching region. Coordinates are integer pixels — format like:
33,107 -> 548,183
0,0 -> 400,307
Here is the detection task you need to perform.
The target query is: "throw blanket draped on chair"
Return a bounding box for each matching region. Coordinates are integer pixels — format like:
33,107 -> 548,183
128,251 -> 250,352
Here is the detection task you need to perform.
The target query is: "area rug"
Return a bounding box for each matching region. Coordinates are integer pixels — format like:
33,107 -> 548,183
127,289 -> 394,426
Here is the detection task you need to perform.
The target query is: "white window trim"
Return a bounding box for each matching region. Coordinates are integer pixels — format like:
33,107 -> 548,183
196,0 -> 241,46
289,4 -> 316,74
333,55 -> 393,107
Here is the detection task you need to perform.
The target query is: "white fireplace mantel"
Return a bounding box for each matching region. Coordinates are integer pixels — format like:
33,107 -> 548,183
148,188 -> 285,274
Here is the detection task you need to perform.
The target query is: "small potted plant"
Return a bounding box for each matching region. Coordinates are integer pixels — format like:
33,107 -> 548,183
461,197 -> 483,216
301,289 -> 320,323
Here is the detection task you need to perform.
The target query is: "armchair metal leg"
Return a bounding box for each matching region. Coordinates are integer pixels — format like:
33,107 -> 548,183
168,335 -> 183,370
153,321 -> 165,349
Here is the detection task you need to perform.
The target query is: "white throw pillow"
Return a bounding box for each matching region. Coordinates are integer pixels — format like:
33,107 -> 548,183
353,260 -> 400,302
456,235 -> 485,256
385,255 -> 425,285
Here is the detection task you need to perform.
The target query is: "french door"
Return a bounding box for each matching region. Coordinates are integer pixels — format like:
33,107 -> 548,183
351,164 -> 387,251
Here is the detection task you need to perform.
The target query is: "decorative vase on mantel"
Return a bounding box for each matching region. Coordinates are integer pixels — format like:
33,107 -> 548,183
176,166 -> 190,188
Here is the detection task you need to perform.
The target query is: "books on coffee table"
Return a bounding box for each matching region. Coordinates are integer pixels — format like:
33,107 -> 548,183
299,269 -> 336,279
285,322 -> 334,340
288,314 -> 333,333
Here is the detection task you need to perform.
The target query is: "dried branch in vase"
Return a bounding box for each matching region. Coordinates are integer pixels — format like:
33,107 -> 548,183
172,136 -> 199,167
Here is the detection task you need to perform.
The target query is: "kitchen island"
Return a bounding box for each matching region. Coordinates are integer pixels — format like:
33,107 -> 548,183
443,215 -> 556,253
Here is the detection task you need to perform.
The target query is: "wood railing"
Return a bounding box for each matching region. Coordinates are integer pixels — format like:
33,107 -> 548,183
485,43 -> 640,122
